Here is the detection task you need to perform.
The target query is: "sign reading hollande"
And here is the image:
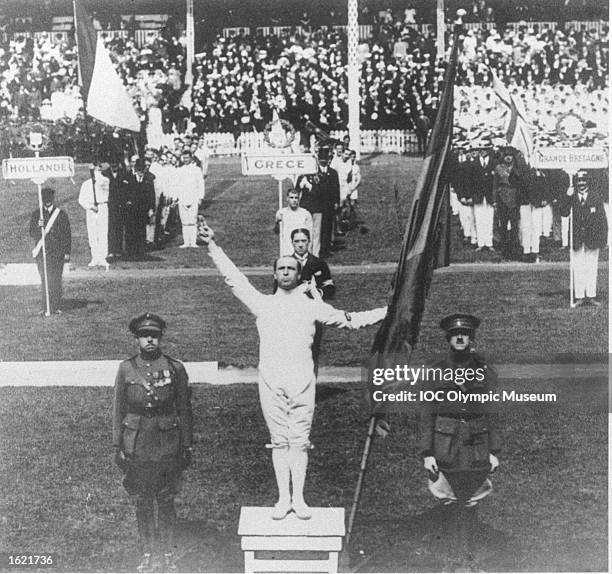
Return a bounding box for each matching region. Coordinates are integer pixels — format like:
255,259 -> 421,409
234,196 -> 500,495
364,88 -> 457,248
533,147 -> 608,170
242,153 -> 318,176
2,157 -> 75,181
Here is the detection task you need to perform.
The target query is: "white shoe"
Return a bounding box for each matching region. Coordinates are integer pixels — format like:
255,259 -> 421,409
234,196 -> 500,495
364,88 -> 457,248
87,260 -> 96,267
271,501 -> 292,520
292,500 -> 312,520
179,244 -> 189,248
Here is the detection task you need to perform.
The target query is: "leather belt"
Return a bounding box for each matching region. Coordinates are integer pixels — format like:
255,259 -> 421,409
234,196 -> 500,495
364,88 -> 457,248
128,406 -> 175,418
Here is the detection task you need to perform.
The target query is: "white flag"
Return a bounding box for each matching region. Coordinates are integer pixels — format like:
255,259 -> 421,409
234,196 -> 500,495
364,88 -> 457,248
87,36 -> 141,132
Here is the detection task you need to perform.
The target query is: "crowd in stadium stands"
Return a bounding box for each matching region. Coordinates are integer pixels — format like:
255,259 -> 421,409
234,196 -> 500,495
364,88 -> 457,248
0,5 -> 608,160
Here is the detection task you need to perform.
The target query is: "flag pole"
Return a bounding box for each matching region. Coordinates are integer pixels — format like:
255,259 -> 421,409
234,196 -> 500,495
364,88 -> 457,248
36,152 -> 52,317
339,10 -> 463,570
345,415 -> 376,550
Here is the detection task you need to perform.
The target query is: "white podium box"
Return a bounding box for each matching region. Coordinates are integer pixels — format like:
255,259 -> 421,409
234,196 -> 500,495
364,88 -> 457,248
238,506 -> 345,573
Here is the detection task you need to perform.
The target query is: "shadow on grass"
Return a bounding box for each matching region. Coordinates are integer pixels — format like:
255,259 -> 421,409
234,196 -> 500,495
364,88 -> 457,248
175,520 -> 242,573
351,505 -> 514,573
62,298 -> 104,310
316,386 -> 348,402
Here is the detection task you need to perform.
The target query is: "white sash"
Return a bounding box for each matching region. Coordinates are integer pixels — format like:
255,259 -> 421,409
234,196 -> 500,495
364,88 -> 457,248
32,208 -> 60,258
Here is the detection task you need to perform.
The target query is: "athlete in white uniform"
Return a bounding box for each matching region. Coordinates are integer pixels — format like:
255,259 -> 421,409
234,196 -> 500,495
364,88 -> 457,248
200,225 -> 387,520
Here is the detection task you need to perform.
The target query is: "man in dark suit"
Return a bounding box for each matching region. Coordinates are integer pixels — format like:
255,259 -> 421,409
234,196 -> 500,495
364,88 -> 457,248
559,170 -> 608,306
470,148 -> 496,252
314,151 -> 340,258
297,148 -> 339,258
289,228 -> 336,374
28,187 -> 71,315
103,160 -> 127,260
123,159 -> 155,260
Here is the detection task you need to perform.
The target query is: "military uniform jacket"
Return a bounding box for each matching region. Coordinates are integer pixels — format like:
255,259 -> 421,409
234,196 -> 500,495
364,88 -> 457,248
113,353 -> 193,462
29,207 -> 71,260
417,352 -> 501,472
559,189 -> 608,250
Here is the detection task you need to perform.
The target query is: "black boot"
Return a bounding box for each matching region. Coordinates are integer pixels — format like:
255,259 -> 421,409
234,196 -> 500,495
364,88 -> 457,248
135,496 -> 155,572
158,491 -> 178,570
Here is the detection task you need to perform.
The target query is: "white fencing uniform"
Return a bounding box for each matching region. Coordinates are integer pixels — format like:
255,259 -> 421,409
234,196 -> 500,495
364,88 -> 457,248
208,242 -> 386,449
79,173 -> 110,266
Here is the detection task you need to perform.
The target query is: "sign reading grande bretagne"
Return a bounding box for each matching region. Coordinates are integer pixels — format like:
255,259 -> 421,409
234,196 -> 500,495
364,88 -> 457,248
2,157 -> 75,181
242,153 -> 318,176
533,148 -> 608,170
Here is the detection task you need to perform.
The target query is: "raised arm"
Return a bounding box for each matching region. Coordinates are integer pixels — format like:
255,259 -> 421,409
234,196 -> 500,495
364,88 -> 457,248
200,226 -> 264,315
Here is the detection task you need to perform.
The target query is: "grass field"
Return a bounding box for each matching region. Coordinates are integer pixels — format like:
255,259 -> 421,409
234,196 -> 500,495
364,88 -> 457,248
0,383 -> 606,572
0,155 -> 591,268
0,153 -> 608,573
0,269 -> 607,364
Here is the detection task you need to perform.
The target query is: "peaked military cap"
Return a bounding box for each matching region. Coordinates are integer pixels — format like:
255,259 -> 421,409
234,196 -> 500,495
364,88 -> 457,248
129,312 -> 166,335
440,313 -> 480,335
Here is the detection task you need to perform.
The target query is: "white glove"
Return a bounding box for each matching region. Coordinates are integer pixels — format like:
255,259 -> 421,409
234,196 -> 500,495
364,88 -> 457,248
424,456 -> 438,474
489,453 -> 499,472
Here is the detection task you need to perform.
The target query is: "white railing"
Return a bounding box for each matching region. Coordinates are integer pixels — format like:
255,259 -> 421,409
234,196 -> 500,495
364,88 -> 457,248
147,129 -> 420,156
219,20 -> 606,40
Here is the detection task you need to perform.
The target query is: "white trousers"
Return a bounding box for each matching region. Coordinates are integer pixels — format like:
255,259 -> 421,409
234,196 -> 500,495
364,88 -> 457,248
572,245 -> 599,299
179,203 -> 198,246
458,203 -> 476,243
86,204 -> 108,265
520,205 -> 543,254
561,216 -> 569,247
311,213 -> 322,257
450,189 -> 460,216
473,199 -> 494,248
541,204 -> 553,237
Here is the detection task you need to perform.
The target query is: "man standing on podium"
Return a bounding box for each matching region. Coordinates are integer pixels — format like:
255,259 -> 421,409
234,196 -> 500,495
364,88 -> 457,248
198,224 -> 386,520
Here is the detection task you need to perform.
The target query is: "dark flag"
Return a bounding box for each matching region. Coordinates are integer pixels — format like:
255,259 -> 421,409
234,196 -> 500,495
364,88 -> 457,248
72,0 -> 97,97
369,27 -> 460,388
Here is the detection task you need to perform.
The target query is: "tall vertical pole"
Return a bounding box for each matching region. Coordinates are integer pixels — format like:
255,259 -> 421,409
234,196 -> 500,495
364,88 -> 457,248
35,148 -> 51,317
278,178 -> 283,256
436,0 -> 446,59
347,0 -> 360,159
185,0 -> 195,86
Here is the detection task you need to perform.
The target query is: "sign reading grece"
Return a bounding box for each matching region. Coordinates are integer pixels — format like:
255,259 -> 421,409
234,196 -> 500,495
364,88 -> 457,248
242,153 -> 318,176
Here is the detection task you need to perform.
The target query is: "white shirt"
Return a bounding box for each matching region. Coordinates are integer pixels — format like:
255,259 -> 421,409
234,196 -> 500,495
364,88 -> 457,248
209,242 -> 387,396
176,163 -> 205,206
276,206 -> 313,256
78,174 -> 110,210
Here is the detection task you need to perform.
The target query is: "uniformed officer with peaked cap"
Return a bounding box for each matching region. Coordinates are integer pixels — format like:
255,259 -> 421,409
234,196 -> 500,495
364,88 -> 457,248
439,313 -> 481,336
113,313 -> 193,572
417,313 -> 501,565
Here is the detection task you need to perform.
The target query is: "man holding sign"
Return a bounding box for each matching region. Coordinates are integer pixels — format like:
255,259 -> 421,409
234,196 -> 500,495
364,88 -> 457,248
28,187 -> 71,315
